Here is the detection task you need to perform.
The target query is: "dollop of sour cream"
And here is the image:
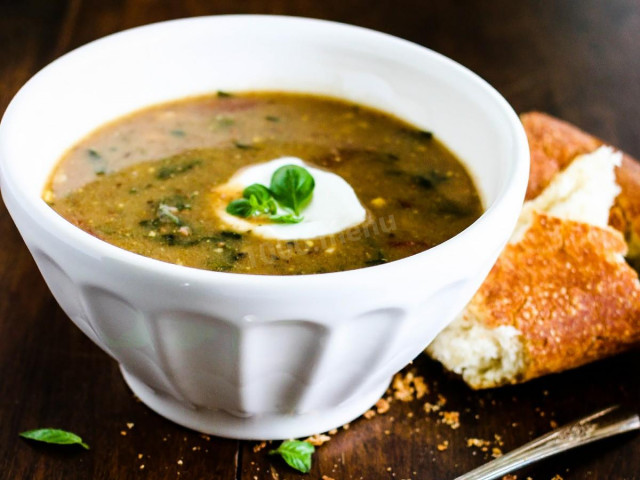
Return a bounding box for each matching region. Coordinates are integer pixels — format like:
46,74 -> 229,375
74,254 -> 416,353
212,157 -> 367,240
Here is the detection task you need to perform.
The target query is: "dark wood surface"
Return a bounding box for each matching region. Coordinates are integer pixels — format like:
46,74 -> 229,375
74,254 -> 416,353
1,1 -> 639,478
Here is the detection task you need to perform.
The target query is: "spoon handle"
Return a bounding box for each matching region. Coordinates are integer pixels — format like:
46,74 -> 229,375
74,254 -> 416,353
454,405 -> 640,480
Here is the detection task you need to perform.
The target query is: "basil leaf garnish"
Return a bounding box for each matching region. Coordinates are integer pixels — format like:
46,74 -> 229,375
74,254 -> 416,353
243,183 -> 272,204
20,428 -> 89,450
270,165 -> 315,215
226,198 -> 253,218
225,164 -> 316,223
269,439 -> 315,473
270,214 -> 302,224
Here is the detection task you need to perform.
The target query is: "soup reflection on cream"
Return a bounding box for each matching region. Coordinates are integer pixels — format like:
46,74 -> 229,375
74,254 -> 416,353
44,92 -> 483,275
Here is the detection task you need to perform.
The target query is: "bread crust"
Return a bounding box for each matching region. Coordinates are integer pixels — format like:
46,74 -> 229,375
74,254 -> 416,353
470,213 -> 640,383
521,112 -> 602,200
434,112 -> 640,388
521,111 -> 640,262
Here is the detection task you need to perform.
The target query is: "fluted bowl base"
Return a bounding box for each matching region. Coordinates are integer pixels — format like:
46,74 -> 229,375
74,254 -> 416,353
121,366 -> 391,440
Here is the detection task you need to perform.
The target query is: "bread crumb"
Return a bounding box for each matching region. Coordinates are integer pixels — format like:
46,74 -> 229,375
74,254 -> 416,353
306,433 -> 332,446
139,464 -> 145,470
391,371 -> 429,402
126,422 -> 134,429
177,459 -> 184,466
363,409 -> 376,420
137,453 -> 143,459
492,447 -> 503,458
376,398 -> 391,414
392,372 -> 415,401
253,441 -> 267,452
501,475 -> 517,480
413,376 -> 429,399
269,465 -> 279,479
440,411 -> 460,429
343,423 -> 350,430
424,402 -> 441,413
200,434 -> 211,441
551,476 -> 563,480
437,394 -> 447,406
550,420 -> 559,428
120,430 -> 127,436
328,429 -> 338,435
467,438 -> 491,448
437,440 -> 449,451
322,476 -> 335,480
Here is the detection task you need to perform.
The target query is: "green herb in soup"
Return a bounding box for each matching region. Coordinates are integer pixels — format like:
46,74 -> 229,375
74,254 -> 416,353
44,92 -> 483,275
225,164 -> 316,224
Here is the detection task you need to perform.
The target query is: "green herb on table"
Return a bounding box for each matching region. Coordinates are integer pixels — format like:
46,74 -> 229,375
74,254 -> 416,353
217,90 -> 233,98
265,115 -> 280,122
269,440 -> 315,473
20,428 -> 89,450
225,165 -> 315,224
170,129 -> 186,137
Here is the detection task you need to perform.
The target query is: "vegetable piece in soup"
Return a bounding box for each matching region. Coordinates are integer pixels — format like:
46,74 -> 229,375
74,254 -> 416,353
44,92 -> 483,275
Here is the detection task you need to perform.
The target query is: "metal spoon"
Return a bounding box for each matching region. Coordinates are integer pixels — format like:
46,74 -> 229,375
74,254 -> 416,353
454,405 -> 640,480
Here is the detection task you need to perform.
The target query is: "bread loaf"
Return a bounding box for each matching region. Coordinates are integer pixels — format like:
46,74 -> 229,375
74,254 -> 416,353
426,113 -> 640,389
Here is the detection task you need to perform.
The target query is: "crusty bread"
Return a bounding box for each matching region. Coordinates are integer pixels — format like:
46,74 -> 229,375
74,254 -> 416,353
523,112 -> 640,268
427,113 -> 640,389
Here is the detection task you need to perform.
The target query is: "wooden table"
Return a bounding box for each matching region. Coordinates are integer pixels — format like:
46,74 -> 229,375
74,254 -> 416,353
1,1 -> 638,478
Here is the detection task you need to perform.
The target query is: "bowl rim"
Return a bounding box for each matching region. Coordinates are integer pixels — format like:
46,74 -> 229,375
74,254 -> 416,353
0,14 -> 530,287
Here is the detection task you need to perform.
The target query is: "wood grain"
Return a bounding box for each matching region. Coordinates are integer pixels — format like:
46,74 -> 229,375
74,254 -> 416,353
0,1 -> 638,479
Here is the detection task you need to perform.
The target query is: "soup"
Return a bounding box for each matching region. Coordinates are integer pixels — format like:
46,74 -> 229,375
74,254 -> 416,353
44,92 -> 483,275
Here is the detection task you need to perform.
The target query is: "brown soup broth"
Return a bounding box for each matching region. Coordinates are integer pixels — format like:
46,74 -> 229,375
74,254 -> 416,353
45,92 -> 483,275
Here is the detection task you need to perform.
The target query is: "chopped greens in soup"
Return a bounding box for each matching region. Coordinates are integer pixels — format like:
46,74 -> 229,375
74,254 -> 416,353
45,92 -> 483,275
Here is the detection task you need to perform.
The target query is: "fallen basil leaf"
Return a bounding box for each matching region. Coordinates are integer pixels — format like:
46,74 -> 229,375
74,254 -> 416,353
20,428 -> 89,450
269,440 -> 315,473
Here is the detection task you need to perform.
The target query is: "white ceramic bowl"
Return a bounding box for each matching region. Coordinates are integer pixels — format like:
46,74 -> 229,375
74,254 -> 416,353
0,16 -> 528,439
